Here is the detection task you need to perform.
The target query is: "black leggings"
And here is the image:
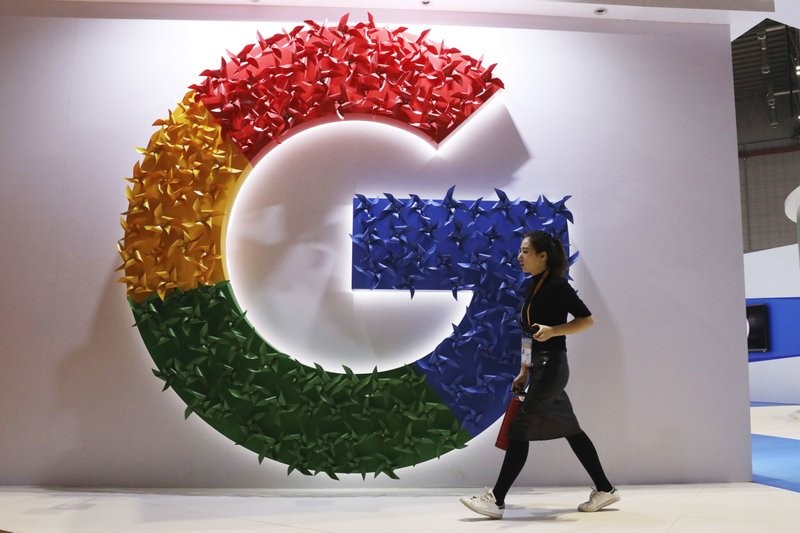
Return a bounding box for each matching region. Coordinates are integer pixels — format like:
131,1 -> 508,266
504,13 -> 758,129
491,431 -> 613,506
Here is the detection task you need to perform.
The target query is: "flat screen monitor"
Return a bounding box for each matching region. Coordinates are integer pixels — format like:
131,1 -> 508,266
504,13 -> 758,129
746,303 -> 770,352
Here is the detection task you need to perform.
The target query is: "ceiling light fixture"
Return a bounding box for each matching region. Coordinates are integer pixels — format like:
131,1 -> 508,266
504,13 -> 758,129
594,8 -> 608,15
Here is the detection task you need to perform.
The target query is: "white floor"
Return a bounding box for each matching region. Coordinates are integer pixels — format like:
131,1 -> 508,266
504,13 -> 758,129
3,406 -> 799,533
1,483 -> 798,532
750,404 -> 800,439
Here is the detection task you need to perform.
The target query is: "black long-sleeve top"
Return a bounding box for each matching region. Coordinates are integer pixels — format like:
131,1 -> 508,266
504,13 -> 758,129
520,272 -> 592,353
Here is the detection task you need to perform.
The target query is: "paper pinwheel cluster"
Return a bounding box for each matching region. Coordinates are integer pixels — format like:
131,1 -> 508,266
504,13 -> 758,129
191,13 -> 504,161
135,281 -> 471,479
352,187 -> 576,436
117,93 -> 251,302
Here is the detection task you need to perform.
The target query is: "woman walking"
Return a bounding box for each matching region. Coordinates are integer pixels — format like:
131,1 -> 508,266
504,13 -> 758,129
459,230 -> 619,519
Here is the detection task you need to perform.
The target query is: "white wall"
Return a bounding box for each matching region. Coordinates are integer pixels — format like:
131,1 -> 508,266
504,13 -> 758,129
744,245 -> 800,298
0,10 -> 751,488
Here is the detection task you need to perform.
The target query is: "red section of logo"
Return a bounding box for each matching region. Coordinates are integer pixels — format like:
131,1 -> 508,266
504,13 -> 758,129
191,13 -> 504,161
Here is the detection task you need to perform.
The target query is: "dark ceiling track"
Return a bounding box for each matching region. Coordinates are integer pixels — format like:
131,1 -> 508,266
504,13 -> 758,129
738,143 -> 800,158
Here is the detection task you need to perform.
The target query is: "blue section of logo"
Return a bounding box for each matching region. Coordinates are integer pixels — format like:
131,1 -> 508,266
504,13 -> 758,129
351,186 -> 574,437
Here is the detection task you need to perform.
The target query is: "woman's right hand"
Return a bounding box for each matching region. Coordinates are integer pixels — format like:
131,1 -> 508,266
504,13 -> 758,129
512,368 -> 530,394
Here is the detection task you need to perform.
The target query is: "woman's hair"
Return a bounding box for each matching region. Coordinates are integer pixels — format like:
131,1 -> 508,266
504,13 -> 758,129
524,230 -> 568,277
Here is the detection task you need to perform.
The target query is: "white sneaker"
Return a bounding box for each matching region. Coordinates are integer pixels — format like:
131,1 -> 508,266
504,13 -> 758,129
578,487 -> 621,512
459,488 -> 504,519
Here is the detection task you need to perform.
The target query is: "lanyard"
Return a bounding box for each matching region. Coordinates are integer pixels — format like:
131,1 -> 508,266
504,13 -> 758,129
524,270 -> 549,328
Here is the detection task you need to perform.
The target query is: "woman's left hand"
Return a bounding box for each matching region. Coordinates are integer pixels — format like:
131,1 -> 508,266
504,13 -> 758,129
532,324 -> 555,342
532,316 -> 594,342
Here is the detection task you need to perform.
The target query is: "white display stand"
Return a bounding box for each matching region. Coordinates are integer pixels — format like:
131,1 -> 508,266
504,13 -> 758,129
786,185 -> 800,223
787,185 -> 800,261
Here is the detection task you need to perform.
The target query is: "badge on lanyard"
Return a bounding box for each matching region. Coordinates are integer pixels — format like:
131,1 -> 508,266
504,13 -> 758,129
521,270 -> 548,368
521,333 -> 533,367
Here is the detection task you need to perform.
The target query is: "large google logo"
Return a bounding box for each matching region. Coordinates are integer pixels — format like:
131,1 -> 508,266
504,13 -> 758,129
118,15 -> 571,478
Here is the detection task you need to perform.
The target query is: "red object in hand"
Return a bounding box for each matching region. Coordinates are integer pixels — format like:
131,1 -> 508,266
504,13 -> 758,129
495,396 -> 523,450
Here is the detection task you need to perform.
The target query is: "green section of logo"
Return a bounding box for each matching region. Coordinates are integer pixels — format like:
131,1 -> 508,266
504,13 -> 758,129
131,280 -> 472,479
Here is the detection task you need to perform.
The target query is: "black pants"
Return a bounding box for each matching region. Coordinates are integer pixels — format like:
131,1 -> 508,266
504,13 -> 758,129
492,431 -> 613,506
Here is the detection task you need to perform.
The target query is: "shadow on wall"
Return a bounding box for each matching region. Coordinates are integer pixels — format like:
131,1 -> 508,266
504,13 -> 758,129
226,100 -> 533,370
563,261 -> 628,473
44,266 -> 247,487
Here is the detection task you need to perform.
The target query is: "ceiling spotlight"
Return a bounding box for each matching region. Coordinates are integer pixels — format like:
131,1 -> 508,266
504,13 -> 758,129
594,8 -> 608,15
